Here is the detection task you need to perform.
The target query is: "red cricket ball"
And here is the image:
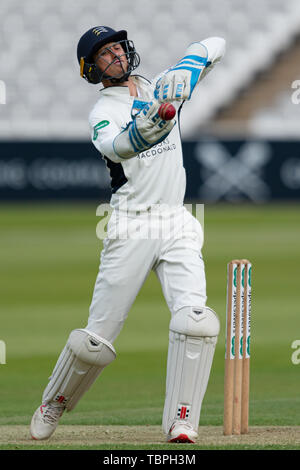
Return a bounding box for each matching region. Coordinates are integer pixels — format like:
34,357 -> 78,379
158,103 -> 176,120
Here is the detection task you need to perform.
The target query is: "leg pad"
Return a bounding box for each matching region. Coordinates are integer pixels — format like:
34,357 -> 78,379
163,306 -> 219,434
42,329 -> 116,411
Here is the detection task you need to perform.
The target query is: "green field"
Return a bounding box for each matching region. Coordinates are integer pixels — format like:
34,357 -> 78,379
0,203 -> 299,450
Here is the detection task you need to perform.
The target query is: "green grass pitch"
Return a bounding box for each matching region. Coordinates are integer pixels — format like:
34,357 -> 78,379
0,202 -> 299,450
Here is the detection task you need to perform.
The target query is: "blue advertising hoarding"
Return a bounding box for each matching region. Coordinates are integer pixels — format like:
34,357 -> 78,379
0,140 -> 300,202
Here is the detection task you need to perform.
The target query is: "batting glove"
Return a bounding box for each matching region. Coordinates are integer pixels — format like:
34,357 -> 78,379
154,42 -> 209,102
113,101 -> 176,159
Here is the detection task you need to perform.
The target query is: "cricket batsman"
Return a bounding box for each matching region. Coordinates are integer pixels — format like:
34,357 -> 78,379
30,25 -> 225,443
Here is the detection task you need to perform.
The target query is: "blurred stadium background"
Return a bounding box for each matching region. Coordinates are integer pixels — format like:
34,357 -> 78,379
1,0 -> 300,201
1,0 -> 300,444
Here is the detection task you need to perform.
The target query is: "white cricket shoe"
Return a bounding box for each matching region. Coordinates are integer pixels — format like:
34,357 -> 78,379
30,403 -> 65,440
167,420 -> 198,443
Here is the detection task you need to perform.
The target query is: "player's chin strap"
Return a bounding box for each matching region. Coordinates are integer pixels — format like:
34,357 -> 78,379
162,306 -> 220,435
80,56 -> 130,84
99,50 -> 131,83
42,329 -> 116,411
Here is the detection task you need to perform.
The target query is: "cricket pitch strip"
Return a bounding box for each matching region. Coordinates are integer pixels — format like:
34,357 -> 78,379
0,425 -> 300,448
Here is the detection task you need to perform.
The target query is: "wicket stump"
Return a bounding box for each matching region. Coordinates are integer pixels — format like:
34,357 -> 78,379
224,259 -> 252,435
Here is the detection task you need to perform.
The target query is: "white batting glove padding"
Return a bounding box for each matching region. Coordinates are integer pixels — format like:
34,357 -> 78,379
113,101 -> 176,159
198,37 -> 226,82
155,42 -> 208,103
155,72 -> 191,102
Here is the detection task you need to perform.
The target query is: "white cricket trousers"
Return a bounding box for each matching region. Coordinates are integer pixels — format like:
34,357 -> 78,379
86,206 -> 206,343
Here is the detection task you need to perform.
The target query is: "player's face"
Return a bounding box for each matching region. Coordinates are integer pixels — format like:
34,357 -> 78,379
94,41 -> 128,78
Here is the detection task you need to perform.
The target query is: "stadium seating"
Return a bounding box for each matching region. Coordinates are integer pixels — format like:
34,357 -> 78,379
249,89 -> 300,137
1,0 -> 300,139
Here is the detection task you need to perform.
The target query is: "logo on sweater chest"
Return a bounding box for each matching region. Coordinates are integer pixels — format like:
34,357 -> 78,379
137,138 -> 176,160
